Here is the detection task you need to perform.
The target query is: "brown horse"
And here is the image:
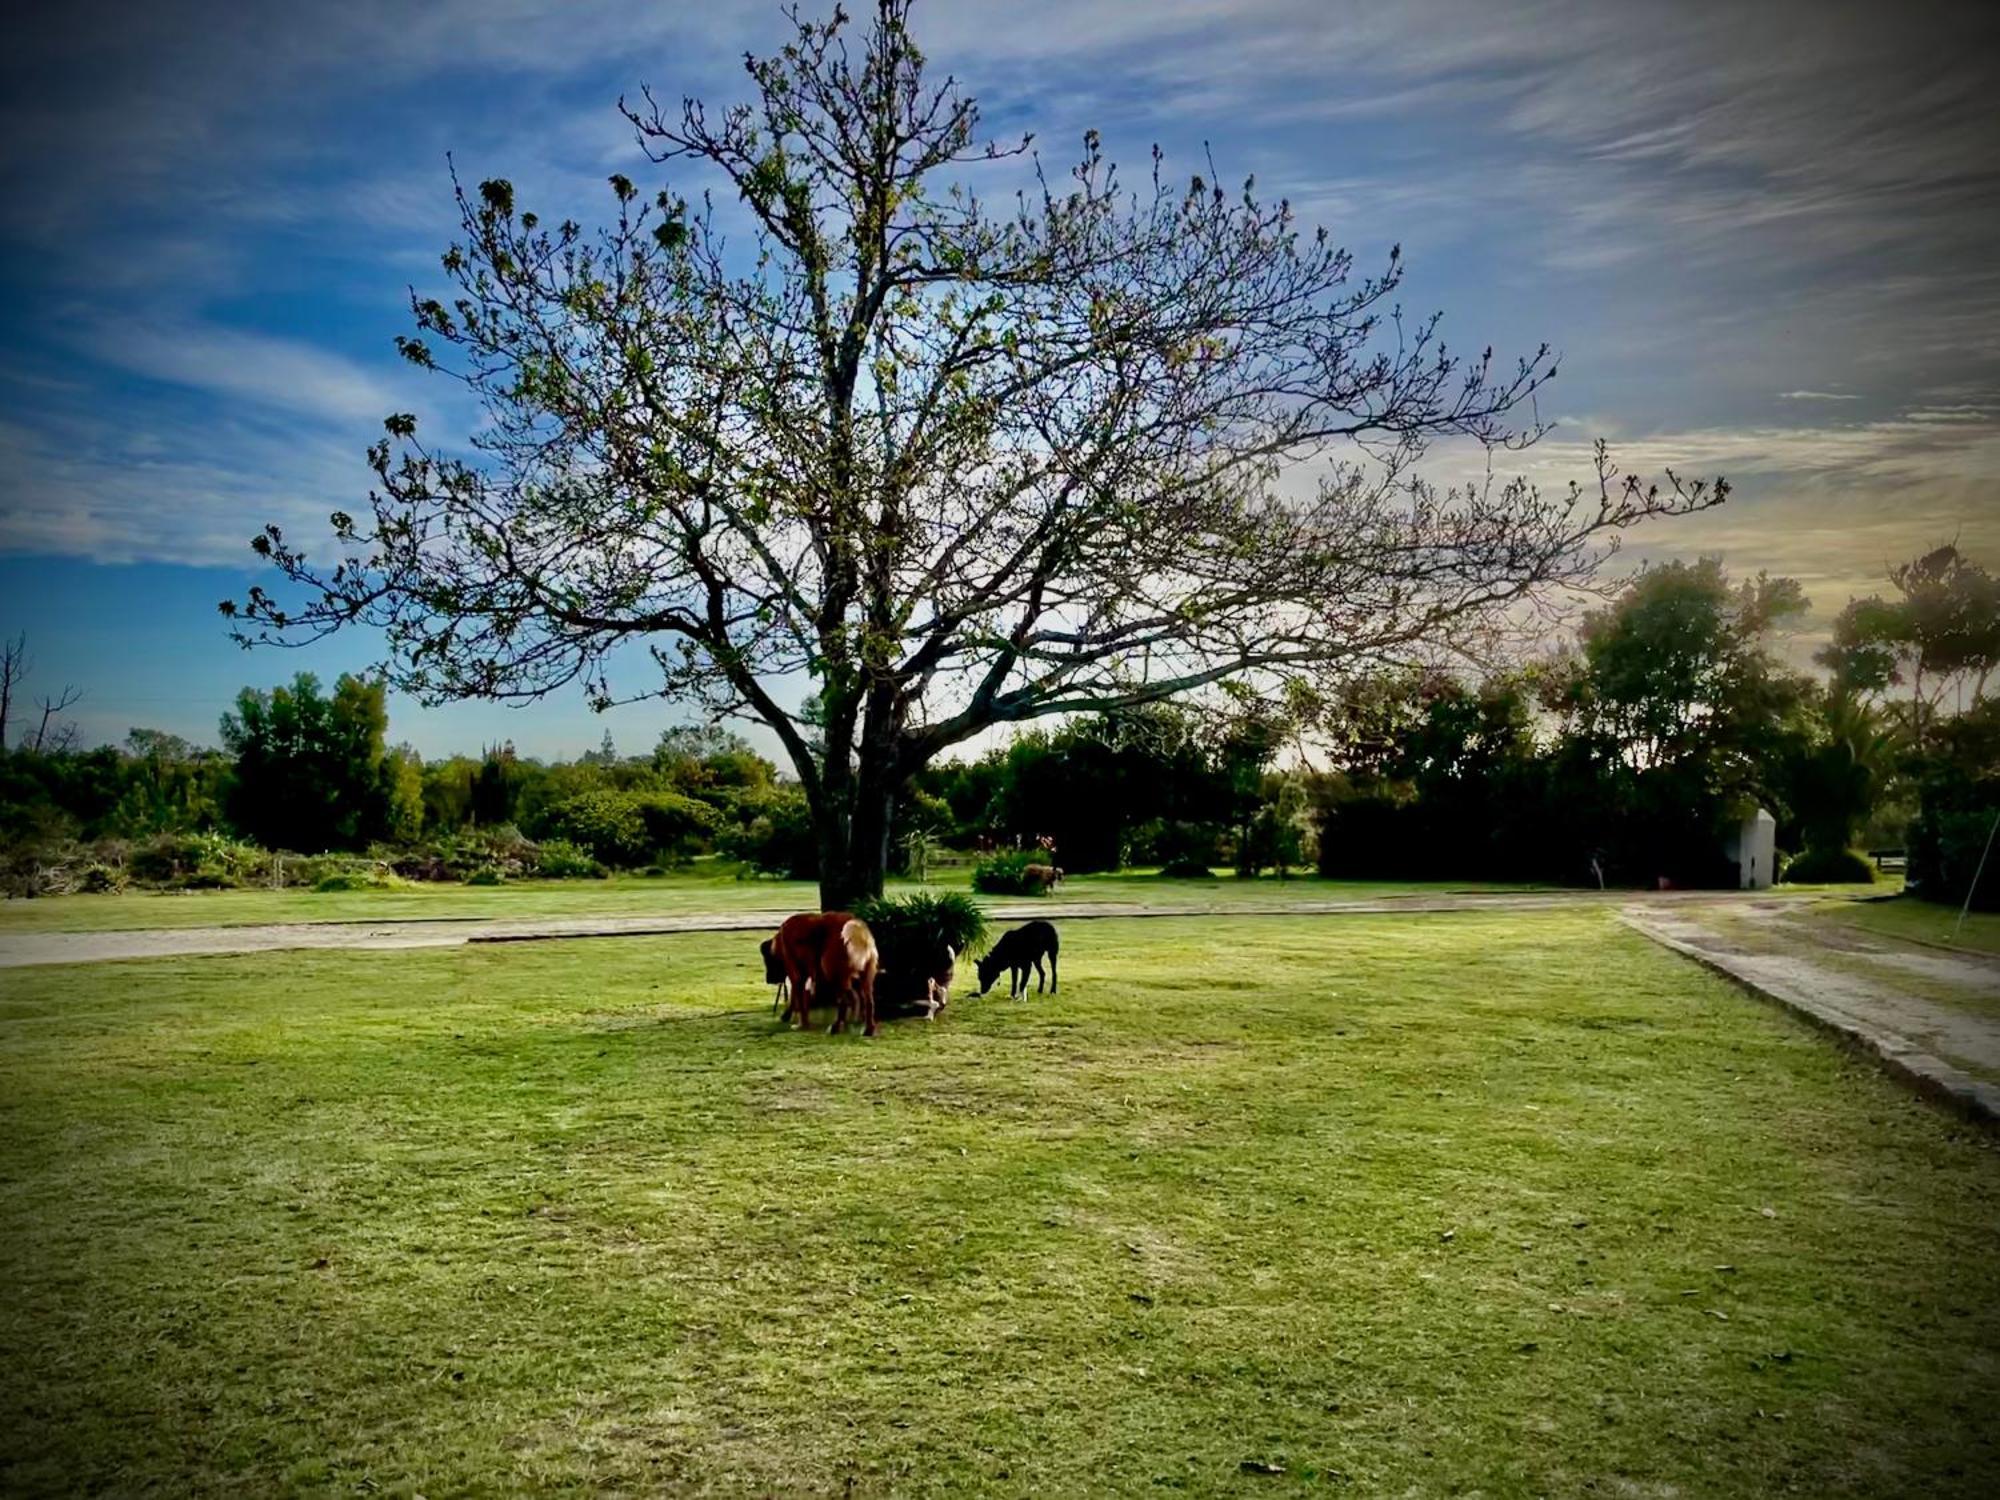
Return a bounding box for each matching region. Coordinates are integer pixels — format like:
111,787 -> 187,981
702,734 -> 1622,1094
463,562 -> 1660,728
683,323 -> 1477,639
767,911 -> 881,1036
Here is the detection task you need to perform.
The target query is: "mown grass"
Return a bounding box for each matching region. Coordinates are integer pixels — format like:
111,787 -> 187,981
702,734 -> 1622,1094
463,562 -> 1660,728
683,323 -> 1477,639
0,869 -> 1544,935
1813,894 -> 2000,956
3,912 -> 1997,1496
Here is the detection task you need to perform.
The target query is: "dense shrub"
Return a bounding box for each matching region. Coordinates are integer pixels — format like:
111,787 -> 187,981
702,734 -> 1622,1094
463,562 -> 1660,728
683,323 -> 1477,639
1907,702 -> 2000,910
634,792 -> 718,862
854,892 -> 989,961
538,790 -> 715,867
466,868 -> 504,886
854,892 -> 989,1014
972,849 -> 1046,895
1237,778 -> 1313,877
1133,819 -> 1223,875
1783,847 -> 1876,885
128,831 -> 270,889
312,870 -> 405,893
78,863 -> 127,894
378,826 -> 537,883
531,838 -> 606,879
718,788 -> 818,879
539,790 -> 651,866
1910,805 -> 2000,910
0,840 -> 135,897
280,852 -> 386,887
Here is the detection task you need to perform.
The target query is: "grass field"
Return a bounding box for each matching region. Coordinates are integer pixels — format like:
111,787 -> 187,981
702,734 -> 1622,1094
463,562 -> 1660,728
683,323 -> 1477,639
4,909 -> 1997,1495
0,868 -> 1547,935
1812,893 -> 2000,956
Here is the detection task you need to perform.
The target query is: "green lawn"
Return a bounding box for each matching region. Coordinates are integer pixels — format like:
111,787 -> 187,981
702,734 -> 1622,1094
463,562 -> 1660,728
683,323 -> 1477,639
3,912 -> 1996,1495
0,868 -> 1546,934
1813,893 -> 2000,956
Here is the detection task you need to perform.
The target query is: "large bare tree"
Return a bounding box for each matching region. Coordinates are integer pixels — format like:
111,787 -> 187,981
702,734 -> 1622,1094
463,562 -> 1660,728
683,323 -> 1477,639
230,0 -> 1724,904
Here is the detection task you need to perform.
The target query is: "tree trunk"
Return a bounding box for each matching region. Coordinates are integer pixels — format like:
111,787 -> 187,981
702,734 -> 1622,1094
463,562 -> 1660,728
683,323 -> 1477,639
816,830 -> 853,910
817,834 -> 884,910
816,775 -> 895,910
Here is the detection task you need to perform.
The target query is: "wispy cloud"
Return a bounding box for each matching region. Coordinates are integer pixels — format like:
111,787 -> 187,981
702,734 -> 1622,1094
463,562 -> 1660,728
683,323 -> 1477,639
74,320 -> 414,429
0,410 -> 368,569
3,0 -> 1997,660
1526,407 -> 2000,488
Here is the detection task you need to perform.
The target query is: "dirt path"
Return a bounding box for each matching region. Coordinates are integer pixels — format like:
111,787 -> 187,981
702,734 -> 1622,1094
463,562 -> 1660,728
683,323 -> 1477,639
1622,904 -> 2000,1124
0,889 -> 1788,969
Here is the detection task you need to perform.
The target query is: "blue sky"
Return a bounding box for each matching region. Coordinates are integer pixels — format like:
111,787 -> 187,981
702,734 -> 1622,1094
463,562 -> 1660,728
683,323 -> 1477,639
3,0 -> 1996,759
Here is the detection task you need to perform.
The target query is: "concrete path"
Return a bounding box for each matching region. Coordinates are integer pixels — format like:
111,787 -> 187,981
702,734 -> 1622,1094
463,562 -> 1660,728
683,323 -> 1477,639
1622,904 -> 2000,1125
0,888 -> 1787,970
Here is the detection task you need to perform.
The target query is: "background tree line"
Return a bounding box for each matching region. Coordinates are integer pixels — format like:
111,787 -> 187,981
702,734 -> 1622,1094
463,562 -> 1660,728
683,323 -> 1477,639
0,668 -> 815,893
2,544 -> 1994,906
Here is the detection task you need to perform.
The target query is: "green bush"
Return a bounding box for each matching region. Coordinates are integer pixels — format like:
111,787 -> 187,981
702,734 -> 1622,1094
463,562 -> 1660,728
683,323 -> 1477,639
854,892 -> 989,961
465,868 -> 504,887
129,831 -> 268,886
79,863 -> 127,894
538,790 -> 650,865
971,849 -> 1046,895
854,892 -> 990,1013
531,838 -> 606,879
378,827 -> 534,883
277,854 -> 350,888
719,788 -> 817,879
0,844 -> 137,898
311,865 -> 405,892
1784,847 -> 1876,885
1134,818 -> 1223,875
539,790 -> 715,867
1910,804 -> 2000,910
634,792 -> 718,862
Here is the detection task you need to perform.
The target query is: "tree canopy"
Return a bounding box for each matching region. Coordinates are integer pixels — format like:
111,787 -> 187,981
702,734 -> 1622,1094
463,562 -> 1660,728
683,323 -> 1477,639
220,673 -> 415,852
1818,543 -> 1998,746
228,0 -> 1723,903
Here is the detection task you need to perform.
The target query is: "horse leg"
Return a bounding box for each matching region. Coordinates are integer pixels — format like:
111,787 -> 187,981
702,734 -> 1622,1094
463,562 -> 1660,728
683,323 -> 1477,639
787,965 -> 814,1029
1034,956 -> 1046,993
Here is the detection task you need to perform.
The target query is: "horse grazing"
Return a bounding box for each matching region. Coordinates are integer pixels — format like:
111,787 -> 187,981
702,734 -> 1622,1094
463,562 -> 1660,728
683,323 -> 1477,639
975,920 -> 1059,998
768,912 -> 881,1036
877,939 -> 959,1020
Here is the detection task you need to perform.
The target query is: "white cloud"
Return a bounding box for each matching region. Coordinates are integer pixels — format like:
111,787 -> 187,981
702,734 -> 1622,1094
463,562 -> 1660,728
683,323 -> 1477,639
0,409 -> 372,569
5,0 -> 1997,610
72,320 -> 411,428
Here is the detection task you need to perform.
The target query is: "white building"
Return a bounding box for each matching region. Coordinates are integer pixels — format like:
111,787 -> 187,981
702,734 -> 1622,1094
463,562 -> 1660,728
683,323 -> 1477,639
1724,808 -> 1777,890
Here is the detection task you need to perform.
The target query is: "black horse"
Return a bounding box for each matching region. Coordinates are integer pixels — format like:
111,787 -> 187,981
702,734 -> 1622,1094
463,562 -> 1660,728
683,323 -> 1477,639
975,920 -> 1059,998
